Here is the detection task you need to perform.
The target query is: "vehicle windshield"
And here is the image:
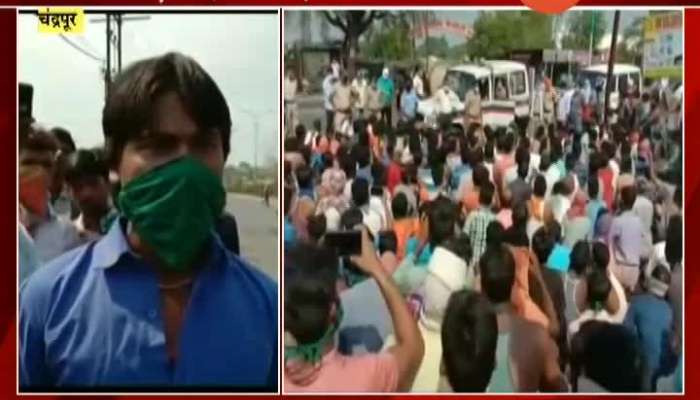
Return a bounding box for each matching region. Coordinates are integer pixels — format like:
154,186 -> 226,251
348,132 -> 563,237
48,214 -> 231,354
578,70 -> 607,90
444,70 -> 477,100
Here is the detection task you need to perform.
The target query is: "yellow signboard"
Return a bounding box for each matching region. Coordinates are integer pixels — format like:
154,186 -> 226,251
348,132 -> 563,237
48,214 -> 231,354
643,12 -> 682,79
37,8 -> 85,34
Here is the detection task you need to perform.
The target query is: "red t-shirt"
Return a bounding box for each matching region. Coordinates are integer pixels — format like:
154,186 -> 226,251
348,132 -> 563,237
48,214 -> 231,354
599,167 -> 615,211
387,162 -> 402,194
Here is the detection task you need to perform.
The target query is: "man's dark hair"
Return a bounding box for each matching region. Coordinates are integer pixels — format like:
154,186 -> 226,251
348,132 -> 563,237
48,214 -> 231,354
355,145 -> 371,168
590,241 -> 610,272
570,241 -> 591,277
431,162 -> 445,187
511,201 -> 528,228
351,178 -> 370,207
516,161 -> 529,180
548,220 -> 563,243
392,192 -> 409,219
285,243 -> 339,344
442,233 -> 473,265
378,230 -> 398,255
21,126 -> 58,153
296,165 -> 313,190
102,52 -> 231,166
472,164 -> 489,188
480,240 -> 515,304
485,220 -> 504,249
533,174 -> 547,197
550,138 -> 563,162
65,148 -> 109,185
651,264 -> 672,286
571,321 -> 644,392
538,152 -> 551,172
586,269 -> 611,309
479,181 -> 495,207
442,290 -> 498,392
50,127 -> 76,153
371,162 -> 386,187
620,185 -> 637,210
666,214 -> 683,267
307,214 -> 327,243
484,141 -> 495,162
532,226 -> 555,265
515,145 -> 530,166
339,151 -> 356,179
428,196 -> 457,247
588,175 -> 600,198
340,207 -> 364,231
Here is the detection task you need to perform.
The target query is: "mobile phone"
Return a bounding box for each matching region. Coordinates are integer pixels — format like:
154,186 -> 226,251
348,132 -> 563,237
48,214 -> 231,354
324,230 -> 362,256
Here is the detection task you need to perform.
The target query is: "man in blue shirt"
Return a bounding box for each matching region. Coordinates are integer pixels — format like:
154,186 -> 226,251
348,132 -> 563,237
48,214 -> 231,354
624,264 -> 676,391
19,52 -> 277,390
399,81 -> 418,123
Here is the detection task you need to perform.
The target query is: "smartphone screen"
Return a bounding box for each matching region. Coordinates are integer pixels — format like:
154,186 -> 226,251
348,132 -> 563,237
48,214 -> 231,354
324,231 -> 362,256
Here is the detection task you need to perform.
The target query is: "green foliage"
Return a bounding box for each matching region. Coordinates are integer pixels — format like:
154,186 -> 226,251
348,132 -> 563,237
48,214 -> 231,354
416,36 -> 450,58
561,11 -> 607,50
362,20 -> 413,61
467,11 -> 554,59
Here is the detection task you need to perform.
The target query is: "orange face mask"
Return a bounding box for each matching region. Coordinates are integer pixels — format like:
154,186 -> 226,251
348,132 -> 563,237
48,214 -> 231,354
19,165 -> 49,219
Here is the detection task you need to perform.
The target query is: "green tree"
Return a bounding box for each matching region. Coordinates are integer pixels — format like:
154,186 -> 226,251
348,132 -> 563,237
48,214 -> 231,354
467,11 -> 554,59
415,36 -> 450,59
618,15 -> 644,64
362,16 -> 413,61
323,11 -> 388,74
562,11 -> 607,50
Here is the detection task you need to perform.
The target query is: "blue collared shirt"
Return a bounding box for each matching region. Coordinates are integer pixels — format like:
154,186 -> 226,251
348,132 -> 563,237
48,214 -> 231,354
20,218 -> 277,389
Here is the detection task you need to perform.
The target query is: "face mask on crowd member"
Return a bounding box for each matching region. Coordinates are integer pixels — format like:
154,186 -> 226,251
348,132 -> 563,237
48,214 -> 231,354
19,126 -> 59,221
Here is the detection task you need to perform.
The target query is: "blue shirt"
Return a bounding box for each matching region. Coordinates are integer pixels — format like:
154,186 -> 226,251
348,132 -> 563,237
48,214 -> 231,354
20,218 -> 277,389
400,89 -> 419,120
624,293 -> 673,374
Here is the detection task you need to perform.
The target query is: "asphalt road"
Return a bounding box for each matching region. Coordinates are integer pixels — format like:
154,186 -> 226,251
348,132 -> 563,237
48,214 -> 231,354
225,193 -> 278,282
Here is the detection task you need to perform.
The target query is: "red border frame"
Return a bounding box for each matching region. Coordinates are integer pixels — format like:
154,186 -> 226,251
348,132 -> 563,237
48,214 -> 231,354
5,4 -> 693,399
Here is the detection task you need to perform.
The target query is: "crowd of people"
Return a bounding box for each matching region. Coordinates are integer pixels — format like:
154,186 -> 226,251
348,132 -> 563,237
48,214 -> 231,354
283,61 -> 683,392
19,53 -> 277,389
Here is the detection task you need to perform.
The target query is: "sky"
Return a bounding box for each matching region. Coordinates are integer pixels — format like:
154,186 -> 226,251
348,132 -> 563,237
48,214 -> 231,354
19,12 -> 279,167
284,9 -> 651,46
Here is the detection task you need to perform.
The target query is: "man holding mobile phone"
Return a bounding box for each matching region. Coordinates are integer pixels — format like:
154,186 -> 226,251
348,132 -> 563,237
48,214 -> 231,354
285,229 -> 425,392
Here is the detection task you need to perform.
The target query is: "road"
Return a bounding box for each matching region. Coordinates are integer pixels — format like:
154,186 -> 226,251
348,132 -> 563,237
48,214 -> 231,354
225,193 -> 278,282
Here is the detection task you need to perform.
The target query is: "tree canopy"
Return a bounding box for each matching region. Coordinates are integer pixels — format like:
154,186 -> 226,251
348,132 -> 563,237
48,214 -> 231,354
561,11 -> 607,50
467,11 -> 554,59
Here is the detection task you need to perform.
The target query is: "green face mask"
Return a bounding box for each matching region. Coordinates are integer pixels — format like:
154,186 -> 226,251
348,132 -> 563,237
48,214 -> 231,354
118,156 -> 225,271
285,305 -> 344,364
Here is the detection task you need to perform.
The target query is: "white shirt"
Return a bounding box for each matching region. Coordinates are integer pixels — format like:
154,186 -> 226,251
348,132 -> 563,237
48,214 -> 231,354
557,89 -> 574,123
284,77 -> 298,102
633,195 -> 654,232
29,208 -> 83,263
413,74 -> 425,98
569,309 -> 616,337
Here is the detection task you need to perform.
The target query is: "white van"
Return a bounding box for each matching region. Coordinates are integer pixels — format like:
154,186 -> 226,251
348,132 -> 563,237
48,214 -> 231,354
417,60 -> 530,129
579,64 -> 642,112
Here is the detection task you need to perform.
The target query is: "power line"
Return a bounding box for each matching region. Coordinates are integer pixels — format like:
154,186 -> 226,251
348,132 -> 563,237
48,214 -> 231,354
58,34 -> 104,62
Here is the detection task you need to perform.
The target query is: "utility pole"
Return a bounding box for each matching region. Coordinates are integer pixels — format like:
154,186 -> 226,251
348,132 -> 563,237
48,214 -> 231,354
92,12 -> 150,98
603,11 -> 621,129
